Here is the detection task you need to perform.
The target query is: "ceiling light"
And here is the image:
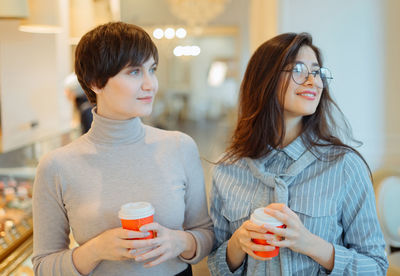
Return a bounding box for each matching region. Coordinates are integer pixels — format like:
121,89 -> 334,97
173,45 -> 201,57
153,28 -> 164,39
164,28 -> 175,39
173,46 -> 183,57
175,28 -> 187,39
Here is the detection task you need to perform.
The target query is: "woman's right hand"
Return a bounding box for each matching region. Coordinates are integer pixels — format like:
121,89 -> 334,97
91,227 -> 156,261
231,220 -> 277,260
226,220 -> 277,271
72,227 -> 155,275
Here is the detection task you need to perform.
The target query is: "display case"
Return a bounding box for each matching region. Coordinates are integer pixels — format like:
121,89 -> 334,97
0,167 -> 35,275
0,129 -> 79,275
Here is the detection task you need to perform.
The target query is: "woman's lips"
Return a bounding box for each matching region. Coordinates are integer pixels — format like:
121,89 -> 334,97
296,91 -> 317,100
137,96 -> 153,103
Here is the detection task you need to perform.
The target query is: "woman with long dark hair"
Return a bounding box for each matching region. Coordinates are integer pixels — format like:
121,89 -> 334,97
208,32 -> 388,275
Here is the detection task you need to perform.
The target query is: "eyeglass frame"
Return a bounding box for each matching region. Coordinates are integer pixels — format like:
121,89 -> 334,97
282,61 -> 333,88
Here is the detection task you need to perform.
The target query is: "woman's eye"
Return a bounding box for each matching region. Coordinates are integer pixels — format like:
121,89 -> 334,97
130,69 -> 140,75
311,70 -> 321,76
292,64 -> 303,73
150,67 -> 157,73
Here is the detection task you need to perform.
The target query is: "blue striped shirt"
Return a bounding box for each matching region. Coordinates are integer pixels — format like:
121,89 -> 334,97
207,136 -> 388,275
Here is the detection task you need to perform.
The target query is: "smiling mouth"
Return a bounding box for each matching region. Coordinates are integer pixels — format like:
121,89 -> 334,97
296,91 -> 317,97
297,93 -> 315,97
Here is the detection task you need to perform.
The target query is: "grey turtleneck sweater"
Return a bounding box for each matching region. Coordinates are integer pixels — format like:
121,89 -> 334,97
32,111 -> 214,275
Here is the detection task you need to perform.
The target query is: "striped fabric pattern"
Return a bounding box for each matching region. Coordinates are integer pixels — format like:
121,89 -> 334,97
207,136 -> 388,275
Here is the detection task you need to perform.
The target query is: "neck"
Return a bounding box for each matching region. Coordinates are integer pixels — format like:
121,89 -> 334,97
96,103 -> 133,121
281,117 -> 303,148
86,108 -> 145,145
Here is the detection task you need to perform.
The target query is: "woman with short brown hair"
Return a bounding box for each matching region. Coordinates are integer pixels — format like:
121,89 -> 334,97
33,22 -> 213,276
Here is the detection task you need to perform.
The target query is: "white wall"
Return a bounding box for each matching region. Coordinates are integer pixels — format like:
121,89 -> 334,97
0,0 -> 121,153
188,36 -> 237,120
278,0 -> 386,170
0,15 -> 72,152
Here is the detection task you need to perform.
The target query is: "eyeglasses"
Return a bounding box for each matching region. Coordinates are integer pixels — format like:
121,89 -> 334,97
282,62 -> 333,88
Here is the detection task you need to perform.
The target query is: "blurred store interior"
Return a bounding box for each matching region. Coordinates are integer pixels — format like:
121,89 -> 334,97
0,0 -> 400,275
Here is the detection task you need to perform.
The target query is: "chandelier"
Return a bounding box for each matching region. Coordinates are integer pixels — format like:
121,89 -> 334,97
167,0 -> 230,28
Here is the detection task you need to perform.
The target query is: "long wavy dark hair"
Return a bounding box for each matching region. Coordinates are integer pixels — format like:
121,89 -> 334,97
221,32 -> 370,174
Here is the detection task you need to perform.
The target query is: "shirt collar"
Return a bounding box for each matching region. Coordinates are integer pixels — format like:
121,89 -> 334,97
250,134 -> 310,167
280,135 -> 308,161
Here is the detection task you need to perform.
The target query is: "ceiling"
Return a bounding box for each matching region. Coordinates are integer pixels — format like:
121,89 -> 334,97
120,0 -> 248,27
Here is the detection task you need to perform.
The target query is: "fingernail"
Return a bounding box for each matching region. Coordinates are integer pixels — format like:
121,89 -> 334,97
129,249 -> 136,255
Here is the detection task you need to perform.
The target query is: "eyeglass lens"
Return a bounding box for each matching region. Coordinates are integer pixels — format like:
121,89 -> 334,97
292,62 -> 332,88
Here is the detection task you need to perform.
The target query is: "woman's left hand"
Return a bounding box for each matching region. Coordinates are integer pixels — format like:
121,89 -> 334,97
133,222 -> 196,268
263,203 -> 315,255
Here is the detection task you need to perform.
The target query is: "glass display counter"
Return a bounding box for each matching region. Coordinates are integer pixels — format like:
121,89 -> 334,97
0,168 -> 35,275
0,129 -> 80,275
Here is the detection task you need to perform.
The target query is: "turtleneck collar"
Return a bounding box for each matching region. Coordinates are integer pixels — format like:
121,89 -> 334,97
86,108 -> 145,145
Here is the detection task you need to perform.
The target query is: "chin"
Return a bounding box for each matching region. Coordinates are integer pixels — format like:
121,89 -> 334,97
136,109 -> 153,118
299,106 -> 318,116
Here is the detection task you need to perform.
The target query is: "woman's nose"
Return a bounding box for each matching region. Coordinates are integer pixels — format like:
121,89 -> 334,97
142,73 -> 154,91
304,72 -> 316,86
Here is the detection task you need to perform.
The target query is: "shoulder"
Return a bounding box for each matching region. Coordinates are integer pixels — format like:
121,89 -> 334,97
35,147 -> 66,186
144,125 -> 197,150
323,147 -> 372,190
313,144 -> 367,168
213,158 -> 251,188
341,149 -> 370,179
214,157 -> 249,175
36,136 -> 88,172
322,146 -> 369,173
212,158 -> 259,210
342,149 -> 368,167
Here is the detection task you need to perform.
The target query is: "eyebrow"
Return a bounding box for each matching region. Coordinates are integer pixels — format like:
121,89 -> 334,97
141,61 -> 158,67
125,62 -> 158,69
295,61 -> 320,67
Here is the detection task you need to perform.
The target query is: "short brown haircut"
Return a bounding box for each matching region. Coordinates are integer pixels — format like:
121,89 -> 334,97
74,22 -> 158,104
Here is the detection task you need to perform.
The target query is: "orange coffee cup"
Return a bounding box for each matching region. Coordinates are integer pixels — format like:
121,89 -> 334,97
118,202 -> 155,240
250,207 -> 284,258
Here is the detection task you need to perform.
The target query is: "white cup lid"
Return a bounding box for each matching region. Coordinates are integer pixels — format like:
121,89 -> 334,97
118,202 -> 155,220
250,207 -> 283,226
